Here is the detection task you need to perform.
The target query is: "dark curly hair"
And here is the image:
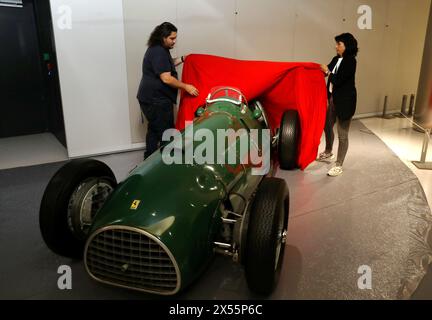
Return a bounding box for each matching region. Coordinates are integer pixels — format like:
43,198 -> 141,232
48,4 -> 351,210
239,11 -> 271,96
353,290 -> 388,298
335,33 -> 359,57
147,22 -> 178,47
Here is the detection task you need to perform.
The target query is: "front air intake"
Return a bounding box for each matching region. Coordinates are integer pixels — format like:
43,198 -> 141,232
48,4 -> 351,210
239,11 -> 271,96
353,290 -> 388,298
84,226 -> 180,295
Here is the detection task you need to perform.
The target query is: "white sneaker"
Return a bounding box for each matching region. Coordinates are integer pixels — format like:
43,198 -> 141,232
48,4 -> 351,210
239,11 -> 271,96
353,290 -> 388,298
327,166 -> 343,177
316,152 -> 335,162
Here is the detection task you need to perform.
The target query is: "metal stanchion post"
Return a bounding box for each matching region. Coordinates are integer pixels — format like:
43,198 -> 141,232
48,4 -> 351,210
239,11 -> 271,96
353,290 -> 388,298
396,95 -> 408,117
421,129 -> 429,163
382,96 -> 394,119
408,94 -> 415,117
412,128 -> 432,170
398,103 -> 432,169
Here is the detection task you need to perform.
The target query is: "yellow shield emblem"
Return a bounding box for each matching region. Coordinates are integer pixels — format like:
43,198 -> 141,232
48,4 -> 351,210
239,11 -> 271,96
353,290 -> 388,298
130,200 -> 141,210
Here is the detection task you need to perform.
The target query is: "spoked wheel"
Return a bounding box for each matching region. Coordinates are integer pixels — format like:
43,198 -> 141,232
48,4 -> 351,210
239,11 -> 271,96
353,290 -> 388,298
244,177 -> 289,295
67,177 -> 114,241
39,159 -> 117,258
278,110 -> 300,170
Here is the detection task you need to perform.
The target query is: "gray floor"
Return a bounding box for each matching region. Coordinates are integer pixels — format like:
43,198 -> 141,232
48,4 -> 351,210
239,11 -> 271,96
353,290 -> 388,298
0,120 -> 431,300
0,133 -> 68,171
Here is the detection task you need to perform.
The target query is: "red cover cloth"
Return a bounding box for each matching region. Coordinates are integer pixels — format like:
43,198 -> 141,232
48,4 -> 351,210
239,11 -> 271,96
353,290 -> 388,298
176,54 -> 327,170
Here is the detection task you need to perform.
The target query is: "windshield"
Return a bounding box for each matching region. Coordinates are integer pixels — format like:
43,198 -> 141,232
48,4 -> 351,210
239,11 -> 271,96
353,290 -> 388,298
206,86 -> 247,106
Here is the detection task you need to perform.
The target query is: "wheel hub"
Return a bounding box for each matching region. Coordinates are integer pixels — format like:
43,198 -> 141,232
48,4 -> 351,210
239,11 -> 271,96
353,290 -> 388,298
67,179 -> 114,240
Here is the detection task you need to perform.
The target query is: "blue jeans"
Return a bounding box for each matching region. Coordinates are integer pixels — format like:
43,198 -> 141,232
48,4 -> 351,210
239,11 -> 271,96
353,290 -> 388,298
139,97 -> 174,159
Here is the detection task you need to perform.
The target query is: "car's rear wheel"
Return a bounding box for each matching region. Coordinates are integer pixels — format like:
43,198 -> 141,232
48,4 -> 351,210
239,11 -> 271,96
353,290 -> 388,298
278,110 -> 300,170
39,159 -> 117,258
244,177 -> 289,295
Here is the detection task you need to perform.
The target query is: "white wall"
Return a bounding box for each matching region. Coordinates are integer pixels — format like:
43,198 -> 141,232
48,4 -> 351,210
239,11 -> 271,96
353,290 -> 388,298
123,0 -> 238,143
124,0 -> 431,145
50,0 -> 132,157
122,0 -> 177,144
51,0 -> 431,157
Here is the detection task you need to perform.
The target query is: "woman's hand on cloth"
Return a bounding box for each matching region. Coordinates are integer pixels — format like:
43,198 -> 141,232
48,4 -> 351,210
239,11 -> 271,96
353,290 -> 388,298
320,64 -> 329,74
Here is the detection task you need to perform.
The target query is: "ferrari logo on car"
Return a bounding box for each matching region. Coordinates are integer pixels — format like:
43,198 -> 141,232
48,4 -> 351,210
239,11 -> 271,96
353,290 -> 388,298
130,200 -> 140,210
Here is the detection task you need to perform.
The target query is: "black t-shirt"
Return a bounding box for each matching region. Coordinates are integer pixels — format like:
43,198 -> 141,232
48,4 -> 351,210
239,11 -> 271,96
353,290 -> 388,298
136,45 -> 178,104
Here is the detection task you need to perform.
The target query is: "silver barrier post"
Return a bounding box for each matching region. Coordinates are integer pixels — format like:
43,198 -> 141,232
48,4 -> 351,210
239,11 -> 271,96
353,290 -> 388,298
412,128 -> 432,170
401,95 -> 408,115
408,94 -> 415,117
396,95 -> 408,117
382,96 -> 394,119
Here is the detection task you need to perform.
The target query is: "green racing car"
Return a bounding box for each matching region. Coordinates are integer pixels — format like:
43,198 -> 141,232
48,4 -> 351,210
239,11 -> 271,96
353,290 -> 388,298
39,86 -> 300,296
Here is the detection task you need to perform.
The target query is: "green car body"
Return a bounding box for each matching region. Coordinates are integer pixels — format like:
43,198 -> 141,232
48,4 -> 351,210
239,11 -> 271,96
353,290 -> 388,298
40,87 -> 295,296
84,97 -> 268,295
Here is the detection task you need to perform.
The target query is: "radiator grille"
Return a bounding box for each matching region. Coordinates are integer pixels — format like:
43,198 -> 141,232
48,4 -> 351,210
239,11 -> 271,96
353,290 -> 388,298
85,226 -> 180,295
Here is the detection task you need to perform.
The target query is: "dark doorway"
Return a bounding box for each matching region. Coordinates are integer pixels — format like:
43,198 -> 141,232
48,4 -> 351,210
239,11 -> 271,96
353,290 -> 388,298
0,0 -> 66,147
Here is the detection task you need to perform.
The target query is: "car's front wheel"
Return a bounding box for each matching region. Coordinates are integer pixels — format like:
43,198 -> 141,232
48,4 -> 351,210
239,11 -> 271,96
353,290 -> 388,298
39,159 -> 117,258
244,177 -> 289,295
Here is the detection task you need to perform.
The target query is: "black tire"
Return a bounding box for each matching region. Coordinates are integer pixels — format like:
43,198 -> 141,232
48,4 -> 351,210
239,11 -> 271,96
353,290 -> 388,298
245,178 -> 289,295
39,159 -> 117,258
278,110 -> 300,170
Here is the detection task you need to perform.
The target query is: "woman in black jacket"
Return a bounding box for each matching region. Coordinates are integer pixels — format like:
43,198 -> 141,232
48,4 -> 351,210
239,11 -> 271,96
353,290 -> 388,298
318,33 -> 358,177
